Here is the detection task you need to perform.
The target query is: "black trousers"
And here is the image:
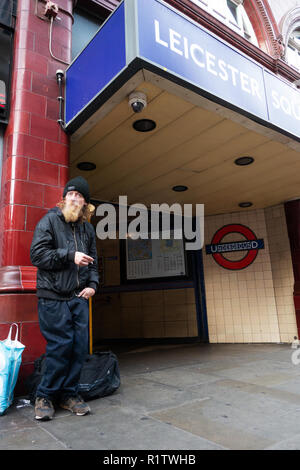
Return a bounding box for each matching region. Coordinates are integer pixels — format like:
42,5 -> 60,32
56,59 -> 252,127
36,296 -> 89,400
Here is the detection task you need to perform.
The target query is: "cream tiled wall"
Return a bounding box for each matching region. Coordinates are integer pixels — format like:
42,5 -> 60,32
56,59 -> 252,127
203,206 -> 297,344
93,287 -> 198,340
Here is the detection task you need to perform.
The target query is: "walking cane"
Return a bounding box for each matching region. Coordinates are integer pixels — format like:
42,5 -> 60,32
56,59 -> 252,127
87,203 -> 96,356
89,297 -> 93,355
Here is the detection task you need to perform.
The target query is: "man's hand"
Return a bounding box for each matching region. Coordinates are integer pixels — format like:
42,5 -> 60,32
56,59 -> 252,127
77,287 -> 95,299
74,252 -> 94,266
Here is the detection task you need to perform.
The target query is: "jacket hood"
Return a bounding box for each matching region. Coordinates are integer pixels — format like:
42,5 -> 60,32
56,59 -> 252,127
48,207 -> 60,214
48,206 -> 64,219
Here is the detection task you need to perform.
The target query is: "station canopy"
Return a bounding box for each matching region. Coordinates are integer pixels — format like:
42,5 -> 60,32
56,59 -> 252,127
65,0 -> 300,215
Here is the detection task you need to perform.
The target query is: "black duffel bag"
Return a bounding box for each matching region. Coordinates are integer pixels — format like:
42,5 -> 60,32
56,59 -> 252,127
78,351 -> 121,400
25,351 -> 121,404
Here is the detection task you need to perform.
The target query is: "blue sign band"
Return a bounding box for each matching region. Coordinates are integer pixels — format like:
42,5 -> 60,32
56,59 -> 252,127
264,71 -> 300,138
137,0 -> 268,122
206,239 -> 265,255
65,2 -> 126,126
65,0 -> 300,142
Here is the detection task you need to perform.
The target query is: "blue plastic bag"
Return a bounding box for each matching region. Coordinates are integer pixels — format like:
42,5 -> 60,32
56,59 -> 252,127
0,323 -> 25,415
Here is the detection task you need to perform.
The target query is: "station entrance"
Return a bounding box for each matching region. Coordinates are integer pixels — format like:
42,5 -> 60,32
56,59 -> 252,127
65,0 -> 300,348
69,74 -> 300,349
88,206 -> 208,352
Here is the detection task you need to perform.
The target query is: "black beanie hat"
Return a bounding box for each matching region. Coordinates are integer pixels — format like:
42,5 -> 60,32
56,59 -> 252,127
63,176 -> 90,203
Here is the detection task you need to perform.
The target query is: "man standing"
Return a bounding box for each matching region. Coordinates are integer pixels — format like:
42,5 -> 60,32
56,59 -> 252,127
30,176 -> 99,420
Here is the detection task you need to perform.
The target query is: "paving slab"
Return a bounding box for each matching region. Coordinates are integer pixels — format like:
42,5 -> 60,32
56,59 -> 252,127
150,399 -> 275,450
1,343 -> 300,450
265,434 -> 300,450
108,375 -> 215,414
137,365 -> 220,388
10,398 -> 224,450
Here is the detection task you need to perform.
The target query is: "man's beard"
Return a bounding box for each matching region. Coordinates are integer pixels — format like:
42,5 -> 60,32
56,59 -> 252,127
61,201 -> 84,223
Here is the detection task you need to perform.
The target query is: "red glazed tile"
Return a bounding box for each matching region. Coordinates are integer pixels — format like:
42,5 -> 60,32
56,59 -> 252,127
20,267 -> 37,290
12,134 -> 44,160
16,28 -> 35,51
15,89 -> 46,116
20,322 -> 46,363
14,69 -> 32,92
59,165 -> 69,186
60,45 -> 71,64
45,140 -> 68,165
2,181 -> 12,205
39,35 -> 68,60
47,60 -> 67,79
0,323 -> 16,341
55,14 -> 73,33
13,47 -> 26,69
29,159 -> 59,185
10,180 -> 44,206
2,230 -> 34,266
30,114 -> 59,142
21,9 -> 49,35
3,127 -> 13,152
46,97 -> 59,121
19,0 -> 32,13
34,35 -> 51,56
4,133 -> 13,160
11,111 -> 31,134
26,206 -> 47,231
4,204 -> 26,231
32,73 -> 58,100
59,126 -> 69,145
0,294 -> 38,322
4,156 -> 28,181
43,185 -> 64,208
17,49 -> 48,75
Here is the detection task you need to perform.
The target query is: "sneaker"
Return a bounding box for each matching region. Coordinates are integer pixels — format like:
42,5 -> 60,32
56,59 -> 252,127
59,395 -> 90,416
35,397 -> 55,421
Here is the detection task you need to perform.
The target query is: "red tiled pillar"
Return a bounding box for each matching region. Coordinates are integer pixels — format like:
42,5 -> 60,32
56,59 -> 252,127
285,200 -> 300,338
0,0 -> 73,394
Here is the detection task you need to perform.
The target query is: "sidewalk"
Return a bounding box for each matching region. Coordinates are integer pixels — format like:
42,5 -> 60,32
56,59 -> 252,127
1,342 -> 300,450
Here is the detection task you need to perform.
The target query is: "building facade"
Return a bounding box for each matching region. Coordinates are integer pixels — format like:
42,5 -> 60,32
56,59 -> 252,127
1,0 -> 300,393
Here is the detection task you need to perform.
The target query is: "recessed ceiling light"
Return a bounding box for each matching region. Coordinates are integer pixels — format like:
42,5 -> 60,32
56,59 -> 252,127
235,156 -> 255,166
239,202 -> 253,208
172,185 -> 188,192
133,119 -> 156,132
77,162 -> 96,171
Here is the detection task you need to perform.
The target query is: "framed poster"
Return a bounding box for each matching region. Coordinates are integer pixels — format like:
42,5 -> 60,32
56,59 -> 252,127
125,232 -> 187,280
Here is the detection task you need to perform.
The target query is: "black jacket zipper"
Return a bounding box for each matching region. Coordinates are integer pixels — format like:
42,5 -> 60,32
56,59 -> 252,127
72,223 -> 80,288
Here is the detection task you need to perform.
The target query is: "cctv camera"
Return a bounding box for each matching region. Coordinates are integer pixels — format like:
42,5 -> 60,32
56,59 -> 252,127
128,91 -> 147,113
56,69 -> 64,82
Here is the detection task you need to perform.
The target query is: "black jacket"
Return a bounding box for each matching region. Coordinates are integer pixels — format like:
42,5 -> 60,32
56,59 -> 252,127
30,207 -> 99,300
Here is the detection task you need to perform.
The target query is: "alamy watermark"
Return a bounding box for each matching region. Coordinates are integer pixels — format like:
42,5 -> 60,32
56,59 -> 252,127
291,337 -> 300,365
94,196 -> 204,251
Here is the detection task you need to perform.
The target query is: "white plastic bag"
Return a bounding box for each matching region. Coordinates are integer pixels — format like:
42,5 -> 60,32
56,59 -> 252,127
0,323 -> 25,415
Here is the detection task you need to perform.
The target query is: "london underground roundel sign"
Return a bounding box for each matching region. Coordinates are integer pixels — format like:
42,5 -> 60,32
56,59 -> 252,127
205,224 -> 264,270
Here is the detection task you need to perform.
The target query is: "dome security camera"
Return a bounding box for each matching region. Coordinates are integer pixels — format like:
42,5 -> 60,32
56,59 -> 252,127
56,69 -> 64,82
128,91 -> 147,113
